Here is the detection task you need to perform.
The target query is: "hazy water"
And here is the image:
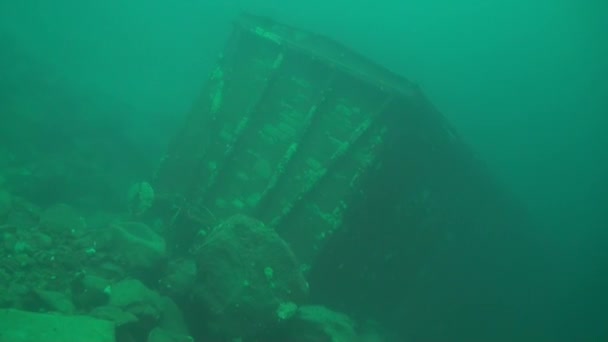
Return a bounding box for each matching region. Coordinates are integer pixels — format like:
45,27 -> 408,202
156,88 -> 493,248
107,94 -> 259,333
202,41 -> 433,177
1,1 -> 606,340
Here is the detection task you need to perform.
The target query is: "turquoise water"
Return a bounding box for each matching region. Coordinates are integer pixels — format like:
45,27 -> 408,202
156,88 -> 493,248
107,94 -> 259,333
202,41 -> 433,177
1,1 -> 606,341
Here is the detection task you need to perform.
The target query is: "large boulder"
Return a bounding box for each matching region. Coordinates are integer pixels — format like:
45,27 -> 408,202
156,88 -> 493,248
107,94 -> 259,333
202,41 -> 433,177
108,278 -> 163,322
158,258 -> 197,297
100,278 -> 164,342
94,279 -> 191,342
192,214 -> 309,339
31,289 -> 76,314
108,221 -> 167,272
0,308 -> 115,342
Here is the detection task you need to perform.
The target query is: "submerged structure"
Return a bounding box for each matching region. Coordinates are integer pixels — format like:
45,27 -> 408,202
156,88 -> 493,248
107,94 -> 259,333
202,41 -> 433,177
152,13 -> 530,341
154,14 -> 463,261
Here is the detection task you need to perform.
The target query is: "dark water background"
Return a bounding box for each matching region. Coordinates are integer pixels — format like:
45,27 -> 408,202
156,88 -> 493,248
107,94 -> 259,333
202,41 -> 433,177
1,1 -> 606,340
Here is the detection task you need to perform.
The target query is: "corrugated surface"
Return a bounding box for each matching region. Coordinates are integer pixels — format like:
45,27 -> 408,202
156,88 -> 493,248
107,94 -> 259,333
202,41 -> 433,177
153,13 -> 459,264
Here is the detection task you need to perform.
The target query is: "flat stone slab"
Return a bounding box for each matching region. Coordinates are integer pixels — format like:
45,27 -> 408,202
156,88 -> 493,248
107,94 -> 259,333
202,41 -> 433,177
0,309 -> 115,342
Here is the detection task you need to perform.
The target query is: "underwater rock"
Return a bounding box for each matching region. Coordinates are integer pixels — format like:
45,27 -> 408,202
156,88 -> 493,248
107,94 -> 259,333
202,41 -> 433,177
158,258 -> 197,297
82,274 -> 112,295
127,181 -> 155,217
90,305 -> 138,327
32,289 -> 76,314
29,231 -> 53,249
12,240 -> 32,254
98,282 -> 191,341
109,278 -> 163,322
72,274 -> 112,310
148,298 -> 193,341
191,214 -> 309,339
283,305 -> 358,342
97,262 -> 127,279
109,221 -> 166,272
0,308 -> 115,342
157,296 -> 191,337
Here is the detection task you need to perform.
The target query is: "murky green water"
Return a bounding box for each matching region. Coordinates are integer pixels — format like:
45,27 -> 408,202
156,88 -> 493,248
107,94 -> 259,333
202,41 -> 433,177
1,1 -> 606,341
